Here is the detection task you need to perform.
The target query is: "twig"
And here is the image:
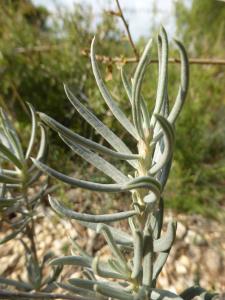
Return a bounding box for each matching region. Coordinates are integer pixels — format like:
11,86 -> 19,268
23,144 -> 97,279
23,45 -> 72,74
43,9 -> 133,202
0,289 -> 92,300
6,45 -> 225,66
82,50 -> 225,65
114,0 -> 139,60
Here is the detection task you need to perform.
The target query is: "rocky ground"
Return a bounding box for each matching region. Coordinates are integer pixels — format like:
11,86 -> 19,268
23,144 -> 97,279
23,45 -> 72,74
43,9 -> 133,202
0,202 -> 224,296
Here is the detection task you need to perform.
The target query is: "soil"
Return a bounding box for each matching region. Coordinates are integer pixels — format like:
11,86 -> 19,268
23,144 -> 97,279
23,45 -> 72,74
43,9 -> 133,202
0,200 -> 224,295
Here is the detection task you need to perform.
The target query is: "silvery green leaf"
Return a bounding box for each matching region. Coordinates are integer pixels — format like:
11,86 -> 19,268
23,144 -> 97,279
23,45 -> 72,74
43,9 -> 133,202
48,196 -> 137,223
120,68 -> 132,105
60,135 -> 128,183
1,169 -> 19,176
32,159 -> 155,194
94,282 -> 133,300
25,102 -> 37,159
131,38 -> 152,138
149,114 -> 174,175
92,256 -> 129,280
129,218 -> 143,279
0,143 -> 23,169
158,158 -> 172,189
152,221 -> 177,283
121,68 -> 151,132
26,254 -> 42,289
108,258 -> 124,274
168,39 -> 189,124
149,288 -> 183,300
78,221 -> 133,246
153,220 -> 176,252
68,278 -> 97,290
91,37 -> 139,140
0,130 -> 12,152
70,279 -> 128,291
0,109 -> 24,160
49,255 -> 92,268
36,125 -> 48,161
142,227 -> 153,286
0,276 -> 32,291
70,237 -> 91,258
28,125 -> 48,174
39,112 -> 139,161
157,29 -> 169,119
151,26 -> 168,127
57,282 -> 100,298
125,175 -> 161,200
150,197 -> 164,239
31,158 -> 123,192
152,34 -> 169,141
97,223 -> 130,274
64,85 -> 137,169
0,173 -> 20,184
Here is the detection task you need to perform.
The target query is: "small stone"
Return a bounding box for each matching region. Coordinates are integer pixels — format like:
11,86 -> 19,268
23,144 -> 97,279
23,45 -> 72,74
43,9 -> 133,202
185,230 -> 207,246
176,222 -> 187,239
175,261 -> 187,275
179,255 -> 190,267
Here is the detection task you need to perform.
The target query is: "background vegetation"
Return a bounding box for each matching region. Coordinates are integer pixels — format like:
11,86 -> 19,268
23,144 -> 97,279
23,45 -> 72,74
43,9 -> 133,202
0,0 -> 224,219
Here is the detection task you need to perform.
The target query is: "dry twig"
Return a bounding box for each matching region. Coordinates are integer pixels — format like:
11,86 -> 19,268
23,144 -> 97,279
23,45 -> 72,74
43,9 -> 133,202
114,0 -> 139,60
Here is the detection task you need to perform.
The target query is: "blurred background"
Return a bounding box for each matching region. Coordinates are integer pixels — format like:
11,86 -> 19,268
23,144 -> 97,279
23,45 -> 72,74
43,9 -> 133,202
0,0 -> 224,219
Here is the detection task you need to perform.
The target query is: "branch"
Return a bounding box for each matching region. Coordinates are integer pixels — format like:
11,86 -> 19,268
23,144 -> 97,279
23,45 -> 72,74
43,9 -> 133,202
114,0 -> 139,60
5,45 -> 225,66
0,289 -> 92,300
81,50 -> 225,65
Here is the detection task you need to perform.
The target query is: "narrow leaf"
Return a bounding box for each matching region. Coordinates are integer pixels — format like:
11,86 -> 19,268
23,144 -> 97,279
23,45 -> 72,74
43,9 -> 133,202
0,109 -> 24,159
0,143 -> 23,169
142,227 -> 153,286
32,158 -> 154,193
64,85 -> 137,169
121,68 -> 151,132
25,102 -> 38,159
153,220 -> 176,252
149,114 -> 174,175
97,223 -> 130,274
49,255 -> 92,268
0,276 -> 32,291
48,196 -> 137,223
129,218 -> 143,279
151,26 -> 168,127
0,173 -> 20,184
92,256 -> 129,280
132,38 -> 152,138
152,221 -> 177,283
168,39 -> 189,124
94,282 -> 133,300
39,112 -> 140,161
60,135 -> 128,183
91,37 -> 139,140
58,282 -> 99,298
78,221 -> 133,246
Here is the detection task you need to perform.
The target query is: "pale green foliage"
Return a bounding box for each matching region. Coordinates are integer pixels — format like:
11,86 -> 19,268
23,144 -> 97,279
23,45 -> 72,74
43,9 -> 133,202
18,27 -> 218,300
32,27 -> 189,300
0,104 -> 62,292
